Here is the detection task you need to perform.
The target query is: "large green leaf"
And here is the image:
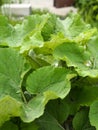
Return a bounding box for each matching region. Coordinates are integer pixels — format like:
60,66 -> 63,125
21,66 -> 75,122
54,42 -> 98,77
0,48 -> 26,100
0,48 -> 28,125
58,13 -> 91,38
26,66 -> 75,97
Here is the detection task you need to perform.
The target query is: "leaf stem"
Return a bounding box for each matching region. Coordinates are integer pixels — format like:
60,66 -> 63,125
21,89 -> 27,104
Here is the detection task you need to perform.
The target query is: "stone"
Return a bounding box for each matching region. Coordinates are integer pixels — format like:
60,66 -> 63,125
1,4 -> 31,16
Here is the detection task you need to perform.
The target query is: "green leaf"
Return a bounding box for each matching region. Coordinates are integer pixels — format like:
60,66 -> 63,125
0,14 -> 54,48
0,15 -> 13,46
25,50 -> 50,69
87,36 -> 98,67
0,120 -> 18,130
8,14 -> 45,47
37,111 -> 65,130
20,14 -> 56,53
0,48 -> 26,100
1,12 -> 98,130
74,28 -> 97,44
73,108 -> 95,130
63,94 -> 80,115
26,66 -> 75,97
54,42 -> 90,68
0,48 -> 75,124
21,66 -> 75,122
66,77 -> 98,107
56,13 -> 96,46
54,42 -> 98,77
21,122 -> 38,130
39,32 -> 72,55
46,99 -> 69,124
20,31 -> 44,54
22,92 -> 61,122
41,14 -> 56,41
59,13 -> 91,38
61,77 -> 98,117
0,96 -> 22,126
0,48 -> 28,125
89,101 -> 98,130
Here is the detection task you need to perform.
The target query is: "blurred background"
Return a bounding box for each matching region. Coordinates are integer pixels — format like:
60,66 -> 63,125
0,0 -> 98,27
